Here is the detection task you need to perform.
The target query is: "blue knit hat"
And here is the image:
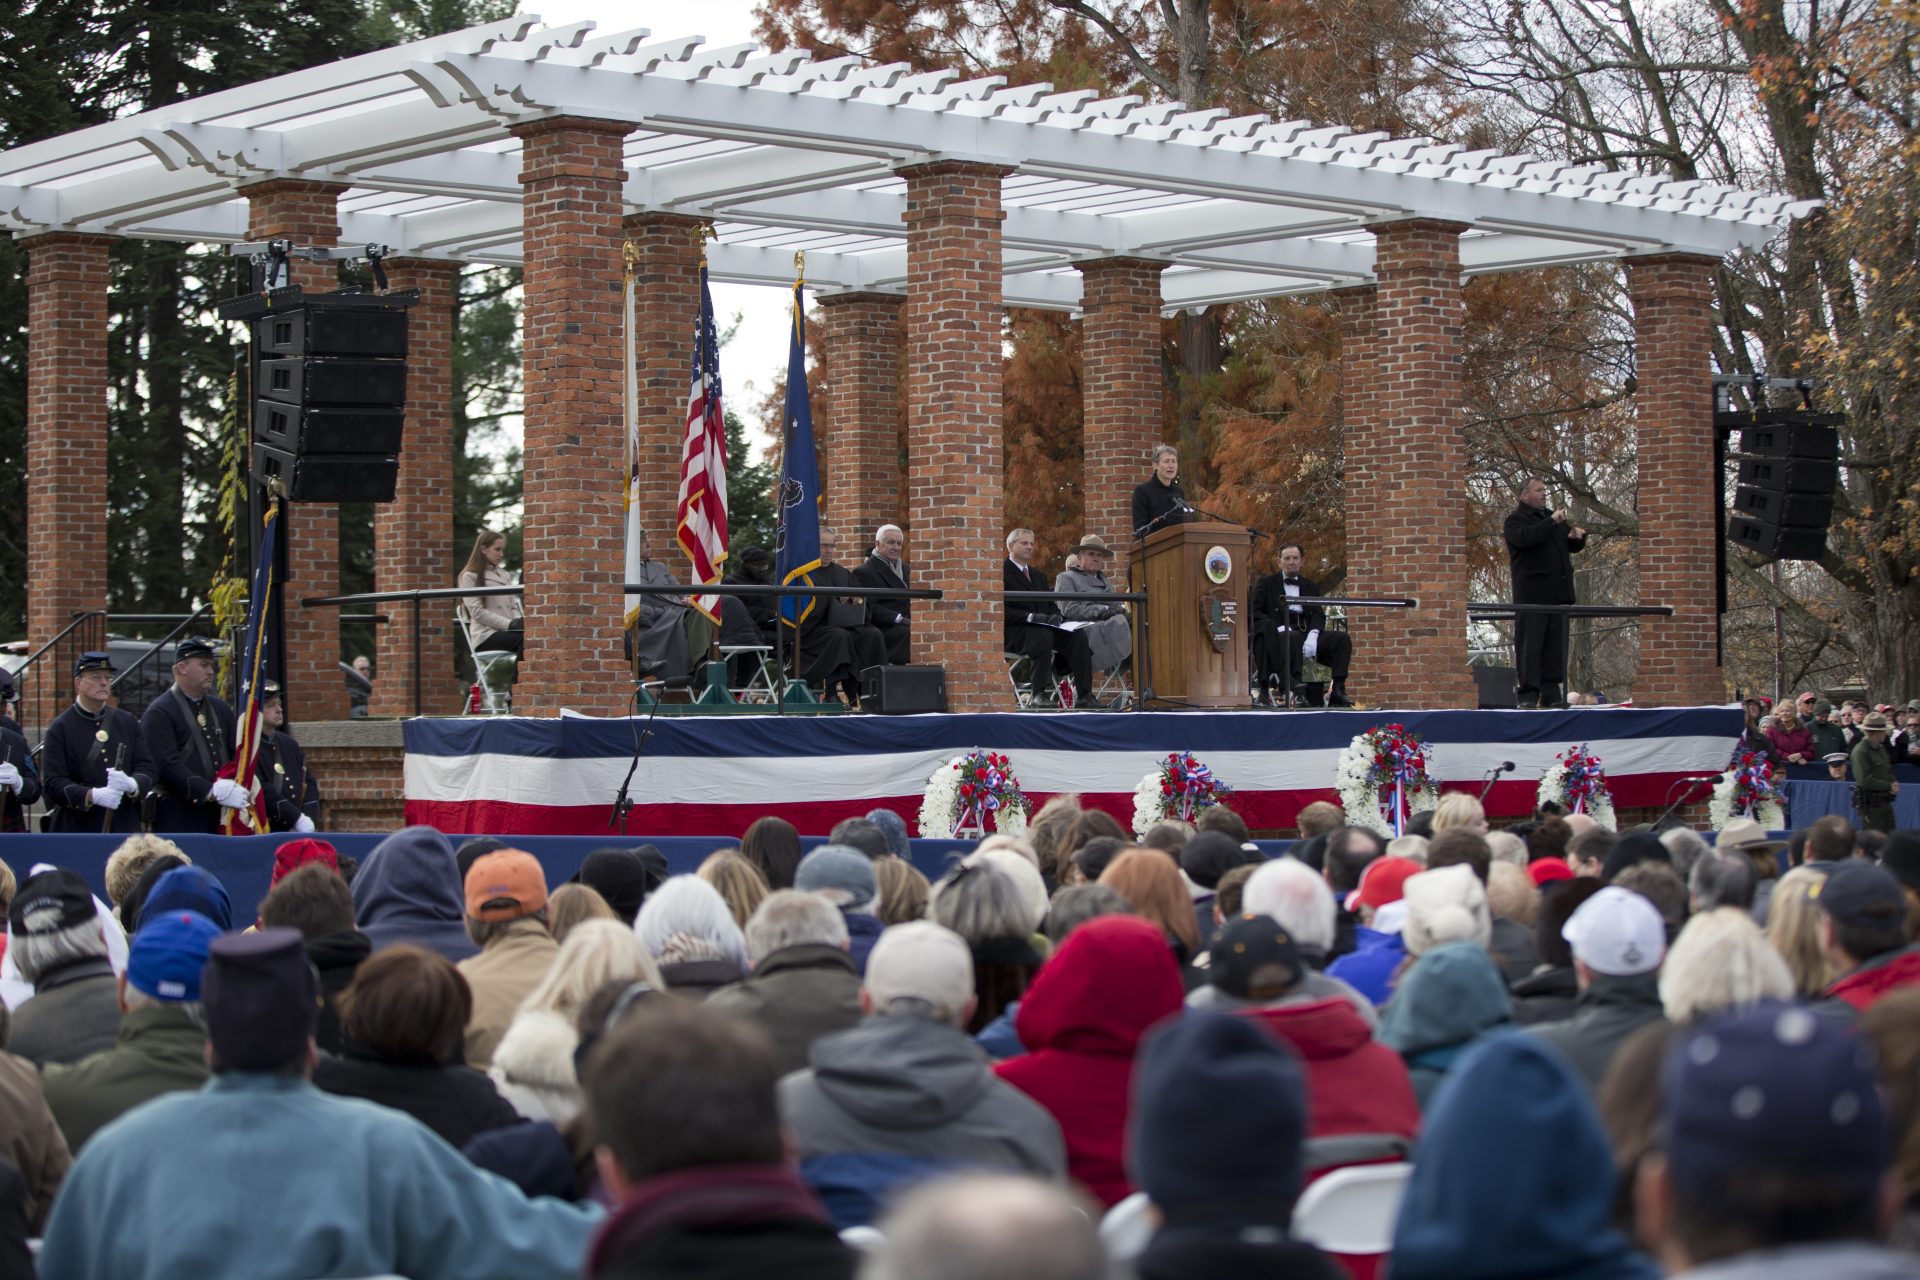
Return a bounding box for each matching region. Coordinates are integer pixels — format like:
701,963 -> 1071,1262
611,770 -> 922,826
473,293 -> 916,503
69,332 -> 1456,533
138,865 -> 233,932
864,808 -> 912,860
127,910 -> 222,1002
1130,1010 -> 1308,1226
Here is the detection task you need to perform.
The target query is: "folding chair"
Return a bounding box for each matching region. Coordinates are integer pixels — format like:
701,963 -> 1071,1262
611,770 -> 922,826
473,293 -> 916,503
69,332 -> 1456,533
1097,1191 -> 1154,1262
1291,1161 -> 1413,1257
718,644 -> 780,704
1004,652 -> 1068,709
457,606 -> 516,714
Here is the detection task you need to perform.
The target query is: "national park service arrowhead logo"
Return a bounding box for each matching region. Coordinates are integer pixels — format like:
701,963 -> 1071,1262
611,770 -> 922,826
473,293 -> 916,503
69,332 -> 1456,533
1199,590 -> 1237,654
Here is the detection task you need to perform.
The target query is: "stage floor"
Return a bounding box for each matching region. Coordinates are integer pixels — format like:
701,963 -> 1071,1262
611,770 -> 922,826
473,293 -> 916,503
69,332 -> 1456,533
404,705 -> 1747,837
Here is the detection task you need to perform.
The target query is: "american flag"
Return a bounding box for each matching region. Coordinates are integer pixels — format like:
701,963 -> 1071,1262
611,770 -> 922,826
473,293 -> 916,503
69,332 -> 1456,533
221,498 -> 278,835
667,264 -> 728,621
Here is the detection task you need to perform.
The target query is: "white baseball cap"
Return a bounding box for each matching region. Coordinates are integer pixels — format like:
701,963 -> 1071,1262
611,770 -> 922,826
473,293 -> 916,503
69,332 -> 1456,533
864,921 -> 974,1021
1562,886 -> 1666,976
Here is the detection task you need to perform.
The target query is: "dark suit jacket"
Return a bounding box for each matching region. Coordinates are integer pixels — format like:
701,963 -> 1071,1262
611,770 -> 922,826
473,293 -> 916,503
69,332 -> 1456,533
1251,572 -> 1333,636
41,703 -> 154,833
1003,559 -> 1053,630
1131,476 -> 1189,538
258,730 -> 322,831
0,721 -> 42,832
850,554 -> 910,627
1503,504 -> 1587,605
140,688 -> 239,834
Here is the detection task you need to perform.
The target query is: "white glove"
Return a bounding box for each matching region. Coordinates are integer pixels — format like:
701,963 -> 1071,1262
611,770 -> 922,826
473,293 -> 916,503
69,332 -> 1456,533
106,767 -> 139,796
1303,630 -> 1320,661
0,763 -> 19,792
209,778 -> 250,810
90,786 -> 122,811
293,814 -> 316,833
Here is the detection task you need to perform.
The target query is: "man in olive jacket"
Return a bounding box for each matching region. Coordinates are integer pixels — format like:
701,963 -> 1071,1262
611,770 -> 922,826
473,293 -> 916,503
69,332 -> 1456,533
707,892 -> 862,1077
42,911 -> 221,1151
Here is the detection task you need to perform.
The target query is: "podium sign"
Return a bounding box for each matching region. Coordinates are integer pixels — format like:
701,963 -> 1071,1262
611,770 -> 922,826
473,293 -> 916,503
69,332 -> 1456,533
1138,521 -> 1252,707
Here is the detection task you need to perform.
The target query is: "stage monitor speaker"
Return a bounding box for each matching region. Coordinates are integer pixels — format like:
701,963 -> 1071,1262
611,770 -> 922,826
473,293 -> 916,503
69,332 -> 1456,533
259,356 -> 407,407
860,664 -> 947,714
1728,514 -> 1827,561
253,443 -> 397,503
1731,485 -> 1835,529
255,400 -> 404,456
1473,664 -> 1518,710
1735,456 -> 1837,495
256,308 -> 408,359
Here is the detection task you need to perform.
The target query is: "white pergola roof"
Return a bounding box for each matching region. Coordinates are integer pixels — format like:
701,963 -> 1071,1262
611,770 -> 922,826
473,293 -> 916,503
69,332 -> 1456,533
0,14 -> 1814,313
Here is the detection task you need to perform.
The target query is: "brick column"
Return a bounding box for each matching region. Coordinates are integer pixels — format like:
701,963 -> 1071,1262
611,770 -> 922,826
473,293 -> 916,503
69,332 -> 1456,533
1628,254 -> 1725,706
1078,258 -> 1166,573
24,233 -> 113,653
513,117 -> 633,714
369,258 -> 458,718
901,160 -> 1014,711
244,180 -> 350,721
1345,221 -> 1477,708
816,292 -> 905,541
623,212 -> 704,551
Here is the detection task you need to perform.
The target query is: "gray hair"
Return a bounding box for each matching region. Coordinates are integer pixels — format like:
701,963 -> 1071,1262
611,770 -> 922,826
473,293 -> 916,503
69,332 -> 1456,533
744,890 -> 849,963
1485,830 -> 1527,868
466,909 -> 550,948
1688,847 -> 1757,912
123,987 -> 205,1026
634,875 -> 749,972
1241,857 -> 1336,954
13,918 -> 108,985
1004,528 -> 1035,552
1659,827 -> 1711,882
1042,884 -> 1130,944
930,860 -> 1033,944
1659,908 -> 1793,1023
875,524 -> 903,544
1152,444 -> 1178,464
864,1173 -> 1107,1280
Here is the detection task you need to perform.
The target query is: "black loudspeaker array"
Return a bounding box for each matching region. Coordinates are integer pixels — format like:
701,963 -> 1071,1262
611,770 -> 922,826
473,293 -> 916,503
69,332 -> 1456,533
249,294 -> 415,503
1725,409 -> 1841,561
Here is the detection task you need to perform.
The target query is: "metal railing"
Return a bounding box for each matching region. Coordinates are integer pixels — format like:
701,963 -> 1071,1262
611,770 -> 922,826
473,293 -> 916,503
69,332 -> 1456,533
9,610 -> 107,739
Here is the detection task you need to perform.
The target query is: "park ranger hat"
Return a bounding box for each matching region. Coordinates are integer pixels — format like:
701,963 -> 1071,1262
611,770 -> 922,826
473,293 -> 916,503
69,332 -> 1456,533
72,651 -> 114,679
1070,534 -> 1114,557
1861,712 -> 1893,733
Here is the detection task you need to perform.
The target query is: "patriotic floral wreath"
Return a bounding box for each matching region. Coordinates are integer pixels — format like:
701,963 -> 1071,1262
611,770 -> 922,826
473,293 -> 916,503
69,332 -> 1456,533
1710,744 -> 1785,831
1132,751 -> 1234,837
1335,723 -> 1440,837
1537,743 -> 1618,830
919,749 -> 1030,838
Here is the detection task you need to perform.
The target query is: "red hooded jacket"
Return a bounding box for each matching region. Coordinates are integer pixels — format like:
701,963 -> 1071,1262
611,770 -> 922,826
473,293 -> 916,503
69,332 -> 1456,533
996,916 -> 1185,1207
1825,946 -> 1920,1013
1243,997 -> 1422,1149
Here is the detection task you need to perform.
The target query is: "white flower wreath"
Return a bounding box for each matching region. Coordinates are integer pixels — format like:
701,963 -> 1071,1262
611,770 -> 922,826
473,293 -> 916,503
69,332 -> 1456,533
1334,726 -> 1440,837
1536,751 -> 1618,831
1708,777 -> 1785,832
917,751 -> 1030,838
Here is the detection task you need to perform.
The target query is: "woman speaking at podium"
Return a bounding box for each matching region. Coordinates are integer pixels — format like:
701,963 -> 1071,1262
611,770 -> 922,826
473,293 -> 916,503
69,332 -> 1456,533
1131,444 -> 1193,539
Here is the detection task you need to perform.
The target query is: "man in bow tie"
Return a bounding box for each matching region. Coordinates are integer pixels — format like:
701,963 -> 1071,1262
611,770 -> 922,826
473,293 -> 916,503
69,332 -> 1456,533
1250,544 -> 1354,707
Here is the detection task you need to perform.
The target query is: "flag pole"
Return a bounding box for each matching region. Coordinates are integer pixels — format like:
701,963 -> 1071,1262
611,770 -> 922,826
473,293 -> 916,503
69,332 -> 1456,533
783,251 -> 804,702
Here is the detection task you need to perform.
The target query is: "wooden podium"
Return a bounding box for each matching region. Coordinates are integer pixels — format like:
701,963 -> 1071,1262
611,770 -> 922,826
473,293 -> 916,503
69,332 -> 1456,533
1134,521 -> 1252,708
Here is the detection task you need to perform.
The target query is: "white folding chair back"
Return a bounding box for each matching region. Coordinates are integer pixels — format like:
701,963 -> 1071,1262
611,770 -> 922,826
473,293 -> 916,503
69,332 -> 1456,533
1290,1161 -> 1413,1256
1098,1190 -> 1155,1261
457,606 -> 516,713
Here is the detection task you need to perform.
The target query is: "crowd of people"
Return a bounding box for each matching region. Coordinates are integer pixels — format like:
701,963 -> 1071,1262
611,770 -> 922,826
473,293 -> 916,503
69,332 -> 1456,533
1,794 -> 1917,1279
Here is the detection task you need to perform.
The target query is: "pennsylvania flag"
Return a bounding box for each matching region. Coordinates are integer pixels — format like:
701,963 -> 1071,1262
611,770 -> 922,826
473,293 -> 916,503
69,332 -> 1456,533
775,281 -> 821,628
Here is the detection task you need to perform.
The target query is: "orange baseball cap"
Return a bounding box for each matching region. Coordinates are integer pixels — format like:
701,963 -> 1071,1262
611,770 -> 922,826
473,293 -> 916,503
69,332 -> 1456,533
464,849 -> 549,921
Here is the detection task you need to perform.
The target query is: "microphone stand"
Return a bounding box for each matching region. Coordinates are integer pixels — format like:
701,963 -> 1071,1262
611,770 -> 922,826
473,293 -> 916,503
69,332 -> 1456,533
1477,764 -> 1515,805
609,683 -> 666,835
1649,777 -> 1719,831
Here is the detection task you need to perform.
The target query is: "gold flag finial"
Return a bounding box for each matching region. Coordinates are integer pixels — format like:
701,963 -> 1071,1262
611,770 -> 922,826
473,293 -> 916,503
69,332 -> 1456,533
794,249 -> 805,287
622,239 -> 638,277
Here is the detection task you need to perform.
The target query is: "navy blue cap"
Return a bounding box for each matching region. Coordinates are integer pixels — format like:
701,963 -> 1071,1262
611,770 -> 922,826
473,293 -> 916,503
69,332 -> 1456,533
1131,1010 -> 1308,1222
1663,1003 -> 1888,1206
72,650 -> 114,679
201,928 -> 319,1071
8,868 -> 96,937
138,865 -> 233,932
1816,862 -> 1908,930
173,637 -> 217,663
128,910 -> 222,1001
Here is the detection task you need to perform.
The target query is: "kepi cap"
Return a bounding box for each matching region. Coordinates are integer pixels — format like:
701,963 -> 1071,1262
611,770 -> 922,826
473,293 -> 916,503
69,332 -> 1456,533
201,927 -> 319,1070
72,650 -> 114,679
173,637 -> 217,664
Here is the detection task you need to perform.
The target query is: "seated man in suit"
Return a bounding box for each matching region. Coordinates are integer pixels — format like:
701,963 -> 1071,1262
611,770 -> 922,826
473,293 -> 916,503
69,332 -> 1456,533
850,524 -> 911,664
1250,543 -> 1354,707
1003,528 -> 1095,708
805,528 -> 889,701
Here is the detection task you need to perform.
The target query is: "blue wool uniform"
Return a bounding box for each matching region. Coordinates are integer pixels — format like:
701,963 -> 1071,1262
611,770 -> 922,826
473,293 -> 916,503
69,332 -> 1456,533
40,702 -> 154,834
